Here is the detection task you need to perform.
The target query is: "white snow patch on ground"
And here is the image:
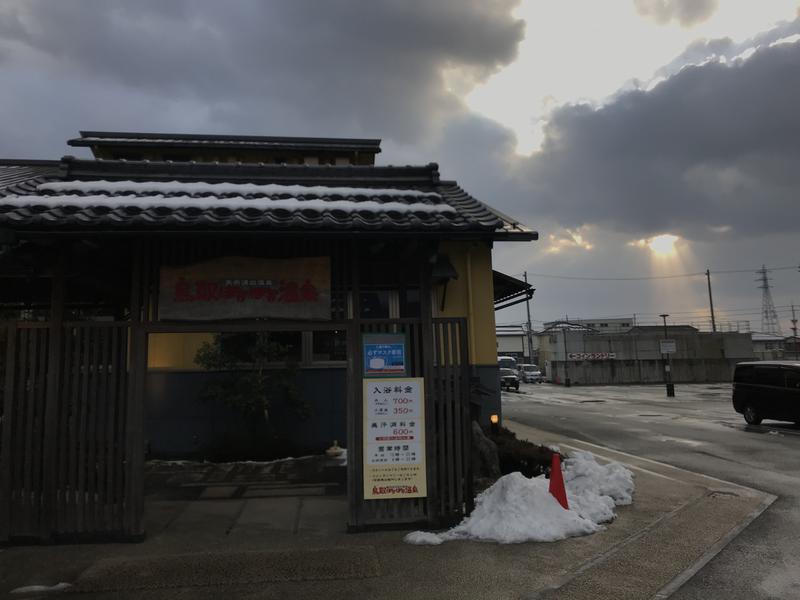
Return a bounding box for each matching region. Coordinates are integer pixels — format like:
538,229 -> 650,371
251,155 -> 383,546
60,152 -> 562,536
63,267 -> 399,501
10,582 -> 72,594
404,531 -> 444,545
403,451 -> 634,545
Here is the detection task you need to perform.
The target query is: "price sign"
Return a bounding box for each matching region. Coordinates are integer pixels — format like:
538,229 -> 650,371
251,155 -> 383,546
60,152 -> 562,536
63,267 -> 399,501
363,377 -> 427,500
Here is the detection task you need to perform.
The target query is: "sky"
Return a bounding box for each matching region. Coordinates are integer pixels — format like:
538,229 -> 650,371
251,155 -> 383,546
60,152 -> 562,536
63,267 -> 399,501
0,0 -> 798,333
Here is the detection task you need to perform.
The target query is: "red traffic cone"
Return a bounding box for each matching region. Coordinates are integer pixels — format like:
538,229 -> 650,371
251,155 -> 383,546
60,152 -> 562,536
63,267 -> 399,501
548,453 -> 569,510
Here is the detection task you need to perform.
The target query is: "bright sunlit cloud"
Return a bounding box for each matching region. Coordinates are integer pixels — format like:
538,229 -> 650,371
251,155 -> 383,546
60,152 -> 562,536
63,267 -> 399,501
648,234 -> 679,256
464,0 -> 800,154
545,228 -> 594,254
628,233 -> 680,256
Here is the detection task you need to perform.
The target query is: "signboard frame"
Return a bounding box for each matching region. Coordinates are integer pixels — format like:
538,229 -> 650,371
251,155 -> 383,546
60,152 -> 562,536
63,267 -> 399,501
567,352 -> 617,360
659,339 -> 677,354
158,255 -> 331,321
362,377 -> 427,500
362,332 -> 408,378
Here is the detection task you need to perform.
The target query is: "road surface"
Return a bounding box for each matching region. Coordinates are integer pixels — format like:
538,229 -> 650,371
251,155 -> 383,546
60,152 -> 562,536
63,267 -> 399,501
503,382 -> 800,600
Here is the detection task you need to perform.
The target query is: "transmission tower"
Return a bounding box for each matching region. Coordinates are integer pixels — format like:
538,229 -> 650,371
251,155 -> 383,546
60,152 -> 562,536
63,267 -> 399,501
756,265 -> 783,335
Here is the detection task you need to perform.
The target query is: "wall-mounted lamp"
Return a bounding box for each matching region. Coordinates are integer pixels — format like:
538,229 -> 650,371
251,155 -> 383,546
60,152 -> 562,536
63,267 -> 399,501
431,254 -> 458,312
489,413 -> 500,434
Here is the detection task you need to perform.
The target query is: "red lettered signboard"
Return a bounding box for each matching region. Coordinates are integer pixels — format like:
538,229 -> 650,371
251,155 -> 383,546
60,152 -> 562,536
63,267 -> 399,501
158,256 -> 331,320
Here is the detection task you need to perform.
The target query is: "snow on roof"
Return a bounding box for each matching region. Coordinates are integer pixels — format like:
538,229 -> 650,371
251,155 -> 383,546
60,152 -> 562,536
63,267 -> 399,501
751,332 -> 785,342
38,180 -> 440,200
1,193 -> 456,214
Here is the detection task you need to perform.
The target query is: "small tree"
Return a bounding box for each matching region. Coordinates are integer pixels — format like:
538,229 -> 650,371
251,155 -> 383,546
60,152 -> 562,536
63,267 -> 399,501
194,332 -> 306,422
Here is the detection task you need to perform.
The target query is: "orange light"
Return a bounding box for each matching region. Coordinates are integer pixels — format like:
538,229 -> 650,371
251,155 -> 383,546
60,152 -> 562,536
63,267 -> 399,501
490,414 -> 499,424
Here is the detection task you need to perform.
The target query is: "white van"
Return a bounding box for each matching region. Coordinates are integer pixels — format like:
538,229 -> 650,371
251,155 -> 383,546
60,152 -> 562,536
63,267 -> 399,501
498,356 -> 517,370
518,364 -> 544,383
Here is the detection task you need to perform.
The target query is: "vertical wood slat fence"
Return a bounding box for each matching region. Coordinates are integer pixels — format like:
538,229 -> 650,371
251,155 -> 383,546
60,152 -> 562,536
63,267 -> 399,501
0,321 -> 132,542
352,317 -> 471,527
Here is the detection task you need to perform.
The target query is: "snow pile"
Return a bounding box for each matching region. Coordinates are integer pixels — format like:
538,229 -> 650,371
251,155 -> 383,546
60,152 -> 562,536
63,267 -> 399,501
562,452 -> 633,524
404,451 -> 634,545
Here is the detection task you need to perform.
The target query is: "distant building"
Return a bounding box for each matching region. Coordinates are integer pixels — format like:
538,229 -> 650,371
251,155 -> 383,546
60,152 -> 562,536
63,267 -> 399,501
536,324 -> 754,385
751,332 -> 785,360
496,325 -> 532,362
785,335 -> 800,360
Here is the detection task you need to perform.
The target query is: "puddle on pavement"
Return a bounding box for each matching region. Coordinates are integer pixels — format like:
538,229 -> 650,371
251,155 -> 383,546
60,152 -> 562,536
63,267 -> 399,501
659,436 -> 705,447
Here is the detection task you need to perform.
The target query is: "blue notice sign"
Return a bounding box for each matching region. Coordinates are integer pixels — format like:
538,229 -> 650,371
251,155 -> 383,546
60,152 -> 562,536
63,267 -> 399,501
363,333 -> 407,377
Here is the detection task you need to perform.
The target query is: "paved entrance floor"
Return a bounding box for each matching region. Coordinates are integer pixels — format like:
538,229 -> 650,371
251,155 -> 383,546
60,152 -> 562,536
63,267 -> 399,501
1,425 -> 774,600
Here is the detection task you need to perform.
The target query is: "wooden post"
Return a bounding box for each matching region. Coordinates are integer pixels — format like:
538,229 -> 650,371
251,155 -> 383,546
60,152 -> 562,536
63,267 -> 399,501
346,239 -> 362,529
0,322 -> 17,541
124,239 -> 148,538
459,317 -> 474,514
418,247 -> 439,525
42,251 -> 66,539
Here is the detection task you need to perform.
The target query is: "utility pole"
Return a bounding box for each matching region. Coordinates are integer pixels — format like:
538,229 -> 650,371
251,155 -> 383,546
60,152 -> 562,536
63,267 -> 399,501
523,271 -> 533,363
660,313 -> 675,397
791,304 -> 798,360
706,269 -> 717,332
561,323 -> 571,387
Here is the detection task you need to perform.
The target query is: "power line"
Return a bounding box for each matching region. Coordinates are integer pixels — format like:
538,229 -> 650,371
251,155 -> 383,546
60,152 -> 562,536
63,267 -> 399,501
551,305 -> 795,320
522,264 -> 799,281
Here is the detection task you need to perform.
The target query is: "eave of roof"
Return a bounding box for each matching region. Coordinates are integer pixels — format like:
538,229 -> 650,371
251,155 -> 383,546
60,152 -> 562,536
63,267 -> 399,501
69,131 -> 382,153
493,270 -> 534,303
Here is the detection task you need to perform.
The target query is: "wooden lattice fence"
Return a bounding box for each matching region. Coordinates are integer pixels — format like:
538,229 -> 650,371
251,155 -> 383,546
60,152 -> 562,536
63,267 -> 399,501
0,322 -> 135,542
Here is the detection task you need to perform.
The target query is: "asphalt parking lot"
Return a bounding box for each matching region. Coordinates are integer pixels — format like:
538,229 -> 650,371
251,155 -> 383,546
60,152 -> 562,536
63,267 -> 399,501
503,382 -> 800,600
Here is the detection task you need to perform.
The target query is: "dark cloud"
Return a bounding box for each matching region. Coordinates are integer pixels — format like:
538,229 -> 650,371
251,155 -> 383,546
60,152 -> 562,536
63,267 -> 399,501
0,0 -> 523,155
511,36 -> 800,241
633,0 -> 718,27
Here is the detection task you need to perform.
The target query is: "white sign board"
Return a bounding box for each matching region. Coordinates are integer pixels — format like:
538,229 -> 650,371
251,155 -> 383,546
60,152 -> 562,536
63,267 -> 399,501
363,378 -> 427,500
568,352 -> 616,360
660,339 -> 677,354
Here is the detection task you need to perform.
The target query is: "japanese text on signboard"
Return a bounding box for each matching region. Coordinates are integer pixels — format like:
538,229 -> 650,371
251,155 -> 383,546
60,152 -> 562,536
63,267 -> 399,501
158,256 -> 330,320
363,378 -> 427,499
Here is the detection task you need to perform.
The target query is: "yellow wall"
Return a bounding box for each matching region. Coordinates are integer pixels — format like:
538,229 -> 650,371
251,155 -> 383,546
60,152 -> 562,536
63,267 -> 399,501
435,241 -> 497,365
148,333 -> 213,370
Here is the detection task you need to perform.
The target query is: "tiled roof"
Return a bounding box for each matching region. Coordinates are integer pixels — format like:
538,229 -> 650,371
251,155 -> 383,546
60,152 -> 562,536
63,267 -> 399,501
0,158 -> 536,240
0,160 -> 63,190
